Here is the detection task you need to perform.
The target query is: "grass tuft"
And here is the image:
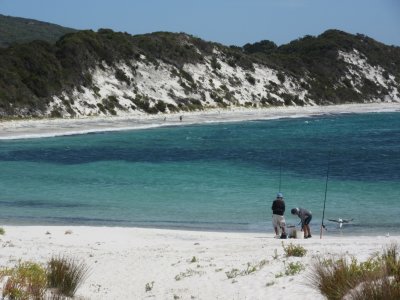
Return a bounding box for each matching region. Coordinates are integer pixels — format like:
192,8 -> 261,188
285,261 -> 305,276
0,227 -> 5,235
47,255 -> 89,297
282,242 -> 307,257
275,261 -> 305,278
225,259 -> 268,279
309,244 -> 400,300
145,281 -> 154,292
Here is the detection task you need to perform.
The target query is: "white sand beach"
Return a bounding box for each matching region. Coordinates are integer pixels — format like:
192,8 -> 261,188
0,226 -> 398,299
0,102 -> 399,140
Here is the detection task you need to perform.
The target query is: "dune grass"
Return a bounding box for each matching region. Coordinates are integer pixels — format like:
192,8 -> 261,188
309,244 -> 400,300
0,227 -> 5,235
47,255 -> 89,298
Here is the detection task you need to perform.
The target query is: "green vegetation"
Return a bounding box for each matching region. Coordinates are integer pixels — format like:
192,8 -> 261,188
145,281 -> 154,292
282,242 -> 307,257
47,255 -> 89,298
210,56 -> 221,70
0,14 -> 76,48
275,261 -> 305,278
0,256 -> 89,299
225,259 -> 268,279
115,68 -> 131,85
0,23 -> 399,118
174,268 -> 204,281
0,262 -> 47,299
284,261 -> 305,276
0,227 -> 5,235
245,73 -> 256,85
243,40 -> 277,54
309,244 -> 400,300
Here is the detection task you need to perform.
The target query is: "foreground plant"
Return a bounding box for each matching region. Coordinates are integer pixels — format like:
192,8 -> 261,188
275,261 -> 305,278
145,281 -> 154,292
0,227 -> 5,235
225,259 -> 268,279
47,255 -> 89,298
0,261 -> 47,300
282,242 -> 307,257
309,244 -> 400,300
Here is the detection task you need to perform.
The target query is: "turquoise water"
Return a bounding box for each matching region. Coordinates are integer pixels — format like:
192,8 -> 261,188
0,112 -> 399,235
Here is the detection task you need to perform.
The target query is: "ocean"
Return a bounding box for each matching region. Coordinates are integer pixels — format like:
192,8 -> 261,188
0,112 -> 399,235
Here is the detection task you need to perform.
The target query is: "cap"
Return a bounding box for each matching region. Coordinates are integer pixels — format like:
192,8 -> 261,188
277,192 -> 283,198
291,208 -> 299,214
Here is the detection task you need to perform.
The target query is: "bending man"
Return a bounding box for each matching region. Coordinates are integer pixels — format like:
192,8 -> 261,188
291,207 -> 312,238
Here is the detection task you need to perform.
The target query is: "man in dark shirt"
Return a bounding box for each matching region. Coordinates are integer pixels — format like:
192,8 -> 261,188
271,192 -> 287,239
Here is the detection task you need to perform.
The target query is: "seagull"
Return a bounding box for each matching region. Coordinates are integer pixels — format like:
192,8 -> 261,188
328,218 -> 354,228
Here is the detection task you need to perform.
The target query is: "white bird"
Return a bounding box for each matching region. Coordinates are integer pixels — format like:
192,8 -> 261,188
328,218 -> 354,228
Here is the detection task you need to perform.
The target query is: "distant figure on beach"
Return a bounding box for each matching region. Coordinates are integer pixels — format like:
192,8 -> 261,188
179,115 -> 183,122
271,192 -> 287,239
291,207 -> 312,238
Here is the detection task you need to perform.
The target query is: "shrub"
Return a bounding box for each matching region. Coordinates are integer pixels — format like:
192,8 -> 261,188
0,262 -> 47,300
210,56 -> 221,70
245,73 -> 256,85
285,262 -> 305,276
309,245 -> 400,300
155,100 -> 166,113
282,242 -> 307,257
277,72 -> 285,83
0,227 -> 5,235
145,281 -> 154,292
47,256 -> 89,298
225,268 -> 240,279
275,261 -> 305,278
115,68 -> 131,86
179,69 -> 194,83
309,256 -> 376,300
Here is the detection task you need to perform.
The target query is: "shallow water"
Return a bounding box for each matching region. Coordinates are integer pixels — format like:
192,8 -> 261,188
0,112 -> 399,235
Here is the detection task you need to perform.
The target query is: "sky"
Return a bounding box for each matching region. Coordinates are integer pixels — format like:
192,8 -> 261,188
1,0 -> 399,46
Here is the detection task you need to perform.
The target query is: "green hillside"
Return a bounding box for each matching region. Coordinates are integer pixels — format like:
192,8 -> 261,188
0,24 -> 399,118
0,14 -> 76,47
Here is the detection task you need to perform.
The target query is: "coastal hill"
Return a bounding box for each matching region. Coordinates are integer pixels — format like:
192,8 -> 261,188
0,16 -> 399,118
0,14 -> 76,48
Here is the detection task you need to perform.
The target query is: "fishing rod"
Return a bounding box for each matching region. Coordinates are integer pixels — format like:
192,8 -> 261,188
320,151 -> 331,239
278,151 -> 282,192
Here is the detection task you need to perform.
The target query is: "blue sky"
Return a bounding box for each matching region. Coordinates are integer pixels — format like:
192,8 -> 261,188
1,0 -> 399,46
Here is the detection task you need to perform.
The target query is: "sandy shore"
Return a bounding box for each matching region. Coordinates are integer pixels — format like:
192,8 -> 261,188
0,226 -> 398,299
1,102 -> 399,140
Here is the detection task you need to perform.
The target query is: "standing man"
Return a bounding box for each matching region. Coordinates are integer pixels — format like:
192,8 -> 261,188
271,192 -> 287,239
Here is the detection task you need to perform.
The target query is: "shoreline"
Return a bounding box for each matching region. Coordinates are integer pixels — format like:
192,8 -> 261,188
0,225 -> 398,299
1,102 -> 399,140
0,219 -> 395,237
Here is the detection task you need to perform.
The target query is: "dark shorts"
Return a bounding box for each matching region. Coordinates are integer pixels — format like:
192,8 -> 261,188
304,215 -> 312,225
